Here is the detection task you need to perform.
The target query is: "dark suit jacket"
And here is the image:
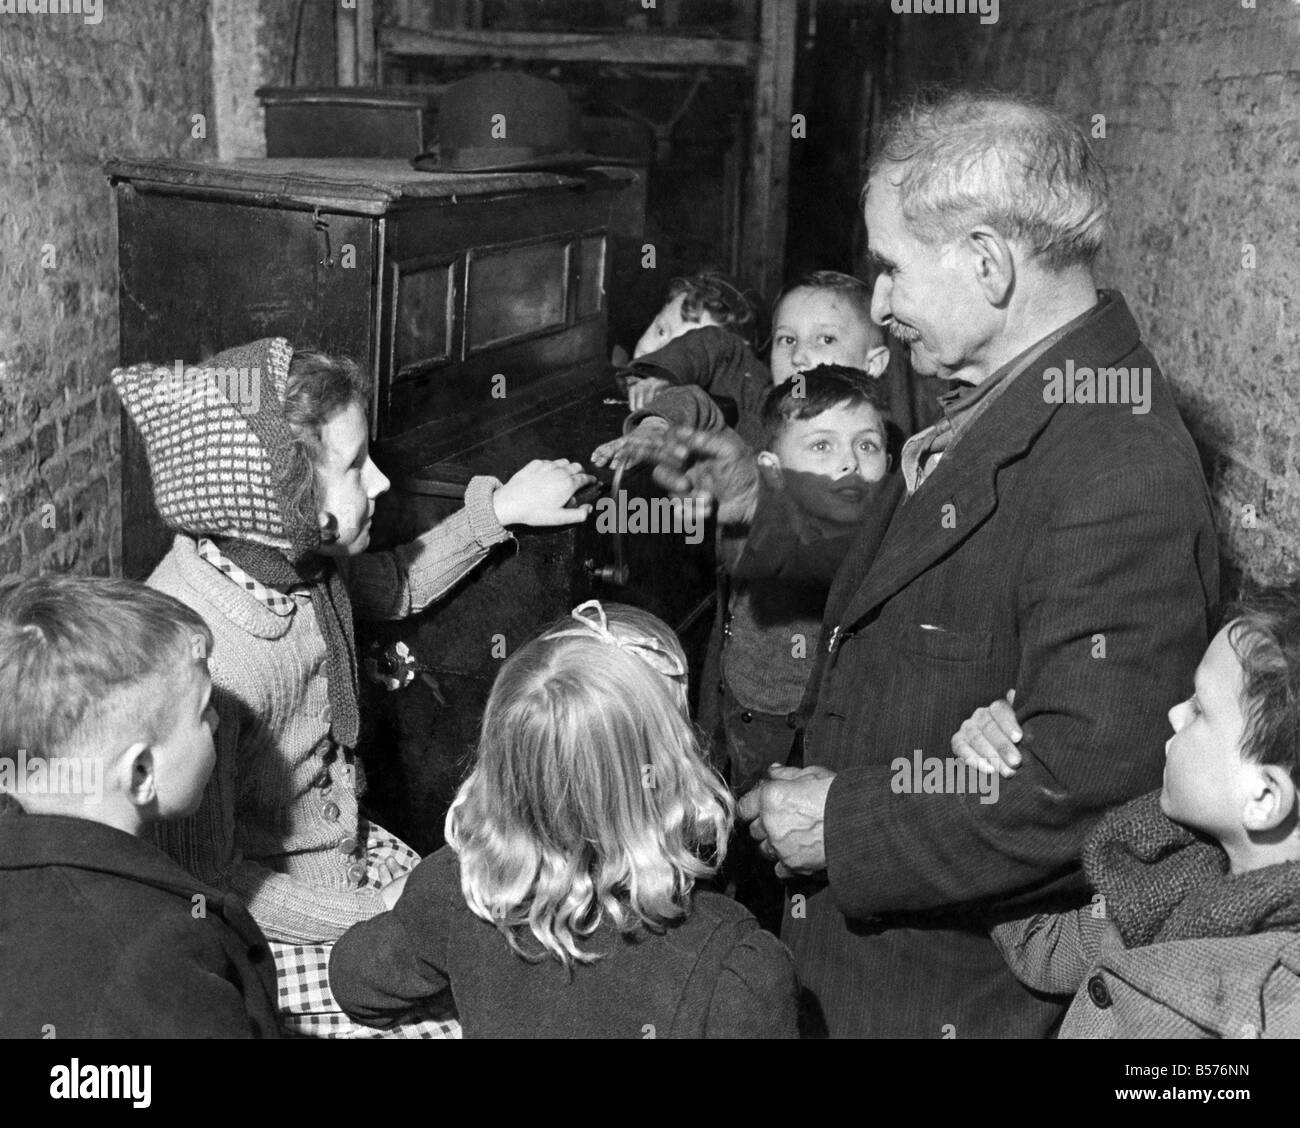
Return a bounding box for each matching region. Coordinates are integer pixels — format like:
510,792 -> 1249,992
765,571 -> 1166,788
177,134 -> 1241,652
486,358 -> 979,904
741,291 -> 1220,1037
0,811 -> 280,1038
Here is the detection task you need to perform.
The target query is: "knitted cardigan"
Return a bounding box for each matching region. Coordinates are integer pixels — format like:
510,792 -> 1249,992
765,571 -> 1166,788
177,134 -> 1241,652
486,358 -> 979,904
148,475 -> 511,945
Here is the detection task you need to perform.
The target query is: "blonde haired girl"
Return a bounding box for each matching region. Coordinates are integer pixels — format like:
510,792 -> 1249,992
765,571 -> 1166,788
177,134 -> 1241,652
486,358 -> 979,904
329,601 -> 798,1038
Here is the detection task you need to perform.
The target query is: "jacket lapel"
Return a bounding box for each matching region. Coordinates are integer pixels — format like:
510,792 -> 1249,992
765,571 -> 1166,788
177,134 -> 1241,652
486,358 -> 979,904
830,291 -> 1141,635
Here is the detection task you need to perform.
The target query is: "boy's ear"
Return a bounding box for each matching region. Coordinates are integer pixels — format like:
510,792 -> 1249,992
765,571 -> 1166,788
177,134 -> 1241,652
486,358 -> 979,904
1241,763 -> 1297,835
863,344 -> 890,378
115,741 -> 157,808
756,451 -> 785,490
319,511 -> 340,545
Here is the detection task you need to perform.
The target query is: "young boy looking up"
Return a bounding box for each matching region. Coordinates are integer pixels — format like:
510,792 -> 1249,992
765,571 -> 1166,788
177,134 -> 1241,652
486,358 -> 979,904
955,588 -> 1300,1037
0,576 -> 279,1038
595,270 -> 890,466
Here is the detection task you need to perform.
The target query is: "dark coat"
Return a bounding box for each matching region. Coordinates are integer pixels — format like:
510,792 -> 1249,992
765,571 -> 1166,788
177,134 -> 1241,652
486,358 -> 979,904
741,291 -> 1220,1036
0,811 -> 280,1038
329,845 -> 799,1038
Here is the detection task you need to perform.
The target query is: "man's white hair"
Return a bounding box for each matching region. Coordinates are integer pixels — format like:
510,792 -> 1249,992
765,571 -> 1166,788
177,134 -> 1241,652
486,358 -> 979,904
865,90 -> 1110,271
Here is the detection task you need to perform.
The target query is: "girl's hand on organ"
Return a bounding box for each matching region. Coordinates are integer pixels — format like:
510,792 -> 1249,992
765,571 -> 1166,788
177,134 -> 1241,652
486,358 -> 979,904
493,459 -> 596,527
626,375 -> 670,411
591,417 -> 669,470
950,689 -> 1021,777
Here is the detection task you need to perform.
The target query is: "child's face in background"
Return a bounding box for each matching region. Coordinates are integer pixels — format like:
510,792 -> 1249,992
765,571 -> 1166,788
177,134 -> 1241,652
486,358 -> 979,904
1161,624 -> 1253,842
314,402 -> 392,557
149,662 -> 218,818
768,401 -> 889,525
770,287 -> 888,385
633,293 -> 721,359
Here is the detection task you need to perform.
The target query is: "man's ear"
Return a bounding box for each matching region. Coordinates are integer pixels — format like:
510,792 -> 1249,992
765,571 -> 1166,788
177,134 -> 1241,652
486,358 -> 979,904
116,741 -> 157,808
1241,763 -> 1297,835
863,345 -> 890,378
966,225 -> 1016,306
756,451 -> 785,490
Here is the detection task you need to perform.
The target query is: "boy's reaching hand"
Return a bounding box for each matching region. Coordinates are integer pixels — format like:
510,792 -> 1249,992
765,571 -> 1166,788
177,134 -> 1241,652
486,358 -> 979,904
493,459 -> 596,527
950,690 -> 1021,777
626,375 -> 670,412
643,426 -> 760,525
591,417 -> 669,470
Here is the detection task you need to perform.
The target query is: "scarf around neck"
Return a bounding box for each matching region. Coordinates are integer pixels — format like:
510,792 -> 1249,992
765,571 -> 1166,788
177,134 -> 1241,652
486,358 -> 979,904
1083,790 -> 1300,948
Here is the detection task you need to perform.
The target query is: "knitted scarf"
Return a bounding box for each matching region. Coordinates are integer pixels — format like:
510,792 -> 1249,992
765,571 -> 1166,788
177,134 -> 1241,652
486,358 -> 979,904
112,337 -> 361,749
1083,789 -> 1300,947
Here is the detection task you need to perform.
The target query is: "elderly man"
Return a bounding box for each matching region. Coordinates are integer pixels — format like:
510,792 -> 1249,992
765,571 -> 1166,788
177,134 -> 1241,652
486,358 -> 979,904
647,92 -> 1219,1036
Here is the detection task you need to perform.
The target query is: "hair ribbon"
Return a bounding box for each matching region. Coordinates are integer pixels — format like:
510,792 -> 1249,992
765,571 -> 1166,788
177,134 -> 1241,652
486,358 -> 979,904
547,600 -> 687,679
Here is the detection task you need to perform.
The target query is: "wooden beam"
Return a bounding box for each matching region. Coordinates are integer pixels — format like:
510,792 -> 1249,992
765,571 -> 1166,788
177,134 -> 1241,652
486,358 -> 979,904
741,0 -> 797,299
356,0 -> 378,85
380,26 -> 758,68
336,2 -> 357,85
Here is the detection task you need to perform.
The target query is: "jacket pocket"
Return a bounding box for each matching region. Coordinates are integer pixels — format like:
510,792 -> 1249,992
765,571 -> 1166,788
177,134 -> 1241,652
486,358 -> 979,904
898,622 -> 994,663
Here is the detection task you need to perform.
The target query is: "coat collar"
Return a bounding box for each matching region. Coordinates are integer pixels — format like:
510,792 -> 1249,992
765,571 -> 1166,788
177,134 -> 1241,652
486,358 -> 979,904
167,533 -> 294,641
0,810 -> 225,905
829,291 -> 1142,633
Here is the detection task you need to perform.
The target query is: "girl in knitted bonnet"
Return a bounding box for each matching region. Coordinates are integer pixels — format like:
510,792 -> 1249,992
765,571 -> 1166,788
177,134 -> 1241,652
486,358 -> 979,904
326,599 -> 799,1037
112,339 -> 593,1038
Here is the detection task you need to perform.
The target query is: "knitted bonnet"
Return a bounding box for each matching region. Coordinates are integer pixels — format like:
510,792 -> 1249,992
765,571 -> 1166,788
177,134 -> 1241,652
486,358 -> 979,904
111,337 -> 321,562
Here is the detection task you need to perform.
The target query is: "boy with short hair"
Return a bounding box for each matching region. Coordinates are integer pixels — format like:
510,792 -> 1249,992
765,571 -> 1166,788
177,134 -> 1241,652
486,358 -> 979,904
0,575 -> 280,1038
963,588 -> 1300,1037
600,269 -> 890,456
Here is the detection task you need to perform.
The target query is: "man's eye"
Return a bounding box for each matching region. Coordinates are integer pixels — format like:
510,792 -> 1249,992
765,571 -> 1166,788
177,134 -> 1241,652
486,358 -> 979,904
821,336 -> 838,346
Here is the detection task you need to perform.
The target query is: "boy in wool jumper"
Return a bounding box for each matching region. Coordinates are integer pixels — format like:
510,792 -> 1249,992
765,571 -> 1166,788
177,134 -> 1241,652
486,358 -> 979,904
0,576 -> 279,1038
111,338 -> 593,1037
329,600 -> 798,1038
955,588 -> 1300,1037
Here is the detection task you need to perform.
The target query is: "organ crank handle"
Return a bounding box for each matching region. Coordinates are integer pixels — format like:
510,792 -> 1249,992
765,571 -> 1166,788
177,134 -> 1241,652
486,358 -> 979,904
584,462 -> 630,587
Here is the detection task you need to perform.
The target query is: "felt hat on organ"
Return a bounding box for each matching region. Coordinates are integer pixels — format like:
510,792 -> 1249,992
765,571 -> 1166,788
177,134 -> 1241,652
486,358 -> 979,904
410,71 -> 607,174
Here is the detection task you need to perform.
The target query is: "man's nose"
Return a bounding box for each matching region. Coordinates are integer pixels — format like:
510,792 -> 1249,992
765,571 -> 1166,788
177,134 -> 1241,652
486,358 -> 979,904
870,275 -> 892,326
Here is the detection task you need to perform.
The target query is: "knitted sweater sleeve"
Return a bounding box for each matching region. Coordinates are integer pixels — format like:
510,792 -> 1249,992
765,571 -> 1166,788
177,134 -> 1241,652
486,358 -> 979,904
156,679 -> 389,945
346,475 -> 514,621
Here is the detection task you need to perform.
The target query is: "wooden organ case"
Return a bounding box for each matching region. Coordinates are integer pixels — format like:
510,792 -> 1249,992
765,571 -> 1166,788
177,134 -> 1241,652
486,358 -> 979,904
108,158 -> 716,853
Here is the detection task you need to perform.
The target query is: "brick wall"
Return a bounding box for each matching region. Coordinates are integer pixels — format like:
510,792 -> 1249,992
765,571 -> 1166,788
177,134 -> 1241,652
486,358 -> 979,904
0,3 -> 212,578
0,1 -> 328,581
886,0 -> 1300,592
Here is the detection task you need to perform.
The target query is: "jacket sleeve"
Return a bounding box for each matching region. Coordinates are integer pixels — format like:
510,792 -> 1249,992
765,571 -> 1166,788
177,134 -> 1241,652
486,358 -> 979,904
704,924 -> 800,1039
989,908 -> 1114,995
624,385 -> 730,435
824,460 -> 1214,917
628,325 -> 751,393
329,854 -> 455,1026
345,475 -> 514,620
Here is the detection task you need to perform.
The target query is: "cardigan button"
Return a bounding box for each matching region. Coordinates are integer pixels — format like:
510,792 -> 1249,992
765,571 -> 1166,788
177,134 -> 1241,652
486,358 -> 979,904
319,704 -> 332,725
339,836 -> 358,856
322,800 -> 341,822
1086,974 -> 1112,1009
346,861 -> 367,886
